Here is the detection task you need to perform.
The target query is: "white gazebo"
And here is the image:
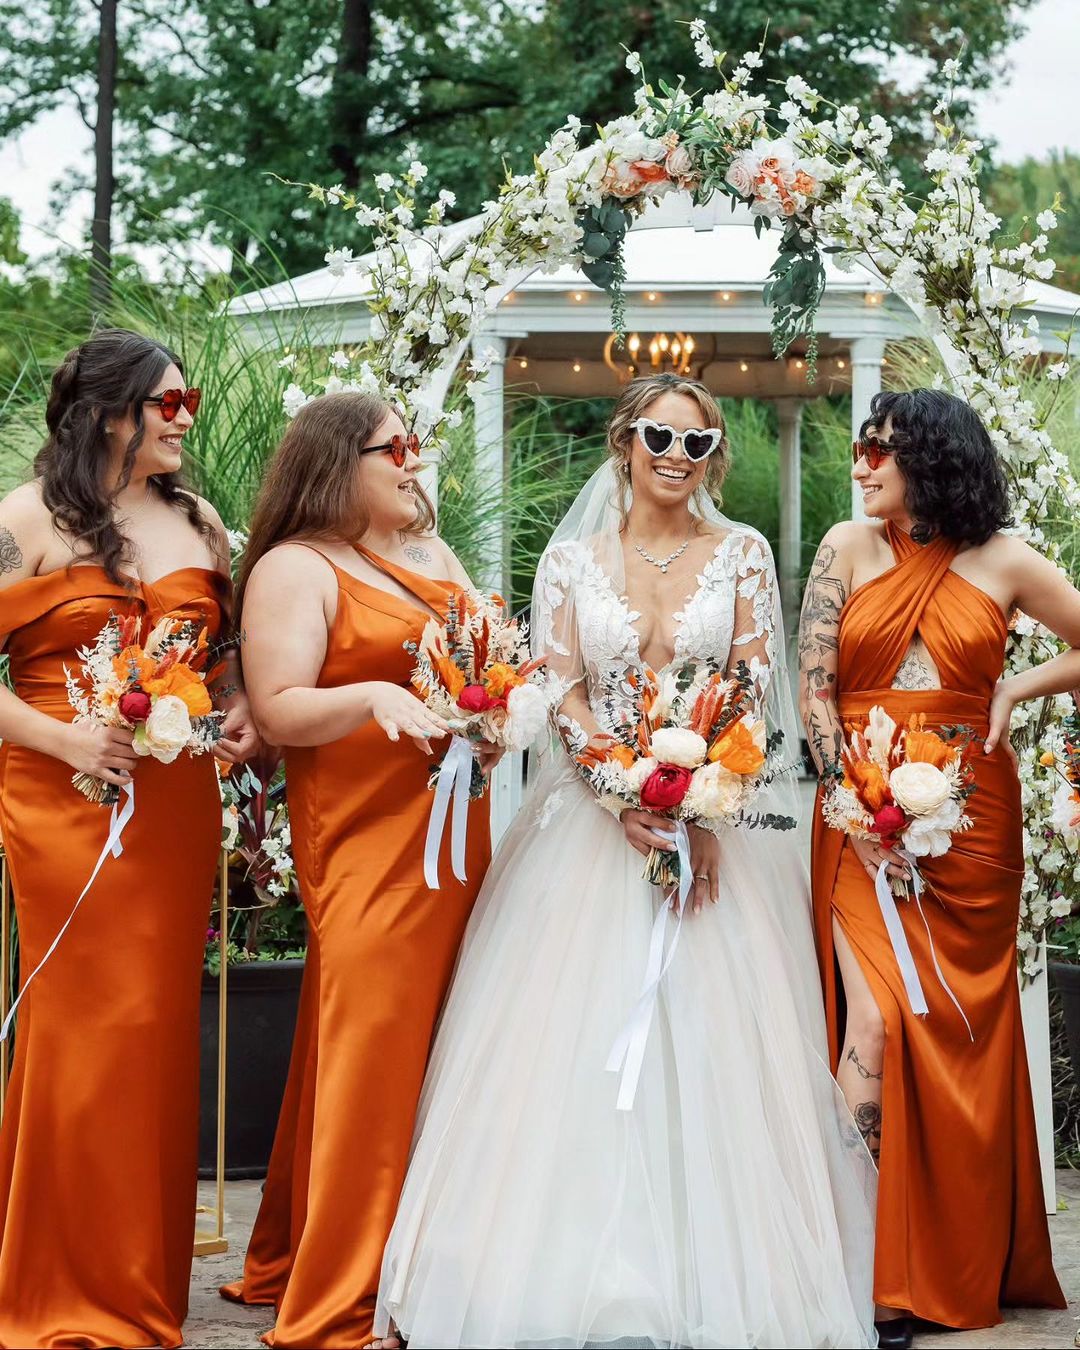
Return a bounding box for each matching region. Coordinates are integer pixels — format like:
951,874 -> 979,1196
232,192 -> 1078,630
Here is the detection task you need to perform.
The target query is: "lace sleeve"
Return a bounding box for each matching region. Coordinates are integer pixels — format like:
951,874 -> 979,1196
727,531 -> 777,705
531,546 -> 625,817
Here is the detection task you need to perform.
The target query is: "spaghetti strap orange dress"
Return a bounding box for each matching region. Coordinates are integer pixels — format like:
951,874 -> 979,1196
0,565 -> 228,1349
810,523 -> 1064,1328
221,547 -> 490,1348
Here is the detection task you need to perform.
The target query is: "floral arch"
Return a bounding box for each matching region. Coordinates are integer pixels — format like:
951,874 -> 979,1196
284,21 -> 1076,970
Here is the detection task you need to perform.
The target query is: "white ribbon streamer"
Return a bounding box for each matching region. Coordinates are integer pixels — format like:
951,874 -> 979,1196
423,735 -> 473,891
874,848 -> 974,1040
0,780 -> 135,1043
607,820 -> 692,1112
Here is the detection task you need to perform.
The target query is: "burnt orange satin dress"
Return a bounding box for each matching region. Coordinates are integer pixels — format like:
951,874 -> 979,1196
811,523 -> 1064,1329
0,565 -> 227,1349
221,547 -> 490,1348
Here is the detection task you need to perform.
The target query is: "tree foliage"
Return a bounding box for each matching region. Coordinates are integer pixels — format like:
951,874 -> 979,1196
0,0 -> 1040,274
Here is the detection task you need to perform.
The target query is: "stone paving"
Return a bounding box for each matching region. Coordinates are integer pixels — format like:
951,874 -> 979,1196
185,1173 -> 1080,1348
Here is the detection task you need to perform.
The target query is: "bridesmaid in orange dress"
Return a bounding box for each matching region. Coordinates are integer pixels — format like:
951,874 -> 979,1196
0,328 -> 259,1348
220,391 -> 494,1348
800,388 -> 1072,1346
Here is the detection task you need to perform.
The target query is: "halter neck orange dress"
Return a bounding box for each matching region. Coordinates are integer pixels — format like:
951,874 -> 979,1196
220,546 -> 491,1348
0,564 -> 228,1349
810,522 -> 1064,1329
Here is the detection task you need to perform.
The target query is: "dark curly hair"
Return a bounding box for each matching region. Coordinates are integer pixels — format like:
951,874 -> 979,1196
34,328 -> 216,585
859,388 -> 1012,546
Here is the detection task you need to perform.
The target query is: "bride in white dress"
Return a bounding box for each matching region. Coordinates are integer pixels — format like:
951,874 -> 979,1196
373,374 -> 877,1349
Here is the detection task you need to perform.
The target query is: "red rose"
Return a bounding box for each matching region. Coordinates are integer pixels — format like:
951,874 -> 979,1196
119,688 -> 152,723
640,763 -> 693,811
872,802 -> 907,849
458,684 -> 495,713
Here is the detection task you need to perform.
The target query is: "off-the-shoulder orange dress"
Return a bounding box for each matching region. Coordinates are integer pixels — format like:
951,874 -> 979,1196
0,564 -> 228,1349
811,523 -> 1064,1328
220,547 -> 490,1348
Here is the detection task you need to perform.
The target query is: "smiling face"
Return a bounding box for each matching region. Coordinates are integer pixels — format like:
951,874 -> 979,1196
356,408 -> 424,533
852,414 -> 912,524
626,390 -> 717,510
105,361 -> 196,480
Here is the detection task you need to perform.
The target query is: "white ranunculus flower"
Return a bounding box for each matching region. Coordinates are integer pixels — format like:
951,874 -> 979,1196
649,726 -> 708,769
902,797 -> 962,857
137,695 -> 192,764
624,756 -> 658,794
889,760 -> 951,816
502,683 -> 549,751
685,762 -> 744,820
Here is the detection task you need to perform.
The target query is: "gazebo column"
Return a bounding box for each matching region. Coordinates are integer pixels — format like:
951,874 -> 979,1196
471,331 -> 508,593
775,398 -> 804,647
848,335 -> 885,520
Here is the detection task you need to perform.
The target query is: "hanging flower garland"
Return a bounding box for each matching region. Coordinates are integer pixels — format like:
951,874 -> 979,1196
280,20 -> 1075,973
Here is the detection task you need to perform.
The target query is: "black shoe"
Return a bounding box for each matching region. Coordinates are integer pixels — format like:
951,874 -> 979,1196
874,1316 -> 913,1349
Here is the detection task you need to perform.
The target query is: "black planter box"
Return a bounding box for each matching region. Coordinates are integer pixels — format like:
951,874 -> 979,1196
1050,960 -> 1080,1090
198,956 -> 305,1179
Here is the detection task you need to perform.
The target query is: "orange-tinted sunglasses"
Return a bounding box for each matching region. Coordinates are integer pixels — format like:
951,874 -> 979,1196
359,431 -> 422,468
852,437 -> 895,471
145,387 -> 202,421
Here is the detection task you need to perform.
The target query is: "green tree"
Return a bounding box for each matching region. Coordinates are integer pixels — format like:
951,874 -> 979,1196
983,153 -> 1080,292
0,0 -> 1040,277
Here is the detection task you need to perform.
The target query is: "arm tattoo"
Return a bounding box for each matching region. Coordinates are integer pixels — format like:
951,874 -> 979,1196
798,544 -> 847,776
853,1100 -> 882,1162
846,1046 -> 883,1080
0,527 -> 22,575
403,543 -> 433,565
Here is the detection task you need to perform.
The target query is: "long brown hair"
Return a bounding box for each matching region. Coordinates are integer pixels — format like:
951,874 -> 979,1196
236,392 -> 435,614
607,372 -> 730,513
35,328 -> 215,583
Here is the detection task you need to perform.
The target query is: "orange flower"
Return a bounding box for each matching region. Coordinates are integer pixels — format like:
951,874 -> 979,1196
903,714 -> 954,768
484,663 -> 522,698
435,656 -> 466,699
708,720 -> 766,776
1040,750 -> 1056,767
144,664 -> 213,716
610,744 -> 636,769
113,645 -> 154,685
846,758 -> 891,813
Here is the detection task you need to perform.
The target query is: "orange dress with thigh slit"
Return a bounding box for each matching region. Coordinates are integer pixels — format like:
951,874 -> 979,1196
0,566 -> 227,1349
220,549 -> 490,1348
810,523 -> 1064,1328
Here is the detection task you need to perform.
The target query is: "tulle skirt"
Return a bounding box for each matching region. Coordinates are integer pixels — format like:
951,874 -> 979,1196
377,763 -> 877,1348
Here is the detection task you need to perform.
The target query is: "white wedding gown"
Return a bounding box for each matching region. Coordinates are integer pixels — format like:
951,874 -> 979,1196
377,527 -> 877,1349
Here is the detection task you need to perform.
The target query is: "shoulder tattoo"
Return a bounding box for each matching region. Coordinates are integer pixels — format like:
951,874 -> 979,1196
0,527 -> 23,574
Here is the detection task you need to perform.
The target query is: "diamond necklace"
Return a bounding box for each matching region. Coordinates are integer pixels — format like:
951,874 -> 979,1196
628,526 -> 691,574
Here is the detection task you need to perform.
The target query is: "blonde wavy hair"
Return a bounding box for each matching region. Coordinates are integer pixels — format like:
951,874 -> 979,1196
607,373 -> 730,512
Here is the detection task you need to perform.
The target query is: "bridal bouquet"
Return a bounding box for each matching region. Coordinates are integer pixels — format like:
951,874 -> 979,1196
822,707 -> 977,879
65,611 -> 224,804
576,662 -> 792,889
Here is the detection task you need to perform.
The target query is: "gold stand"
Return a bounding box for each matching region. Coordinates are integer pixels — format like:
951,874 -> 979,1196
194,849 -> 229,1256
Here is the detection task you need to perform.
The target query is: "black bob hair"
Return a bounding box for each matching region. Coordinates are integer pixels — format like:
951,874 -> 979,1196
859,387 -> 1012,547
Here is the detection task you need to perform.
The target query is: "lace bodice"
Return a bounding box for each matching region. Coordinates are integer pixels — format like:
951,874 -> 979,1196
534,530 -> 779,752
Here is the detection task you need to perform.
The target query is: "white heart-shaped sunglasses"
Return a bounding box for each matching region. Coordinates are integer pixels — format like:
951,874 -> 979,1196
630,417 -> 725,462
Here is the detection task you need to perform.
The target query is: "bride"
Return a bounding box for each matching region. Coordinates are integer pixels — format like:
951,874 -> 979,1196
373,373 -> 877,1349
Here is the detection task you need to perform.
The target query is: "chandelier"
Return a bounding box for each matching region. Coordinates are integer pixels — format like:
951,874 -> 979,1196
602,331 -> 714,384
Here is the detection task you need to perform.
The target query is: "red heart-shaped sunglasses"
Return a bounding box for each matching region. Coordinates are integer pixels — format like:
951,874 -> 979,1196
144,388 -> 202,422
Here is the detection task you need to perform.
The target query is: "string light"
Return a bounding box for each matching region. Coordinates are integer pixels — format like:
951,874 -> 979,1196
646,291 -> 658,301
518,358 -> 528,369
739,361 -> 749,373
865,291 -> 884,306
720,291 -> 732,301
572,361 -> 582,373
836,358 -> 846,370
572,291 -> 584,302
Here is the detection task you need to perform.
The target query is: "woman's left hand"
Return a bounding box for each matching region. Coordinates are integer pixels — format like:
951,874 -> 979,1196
475,741 -> 506,778
216,692 -> 262,764
685,822 -> 721,914
984,679 -> 1019,768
